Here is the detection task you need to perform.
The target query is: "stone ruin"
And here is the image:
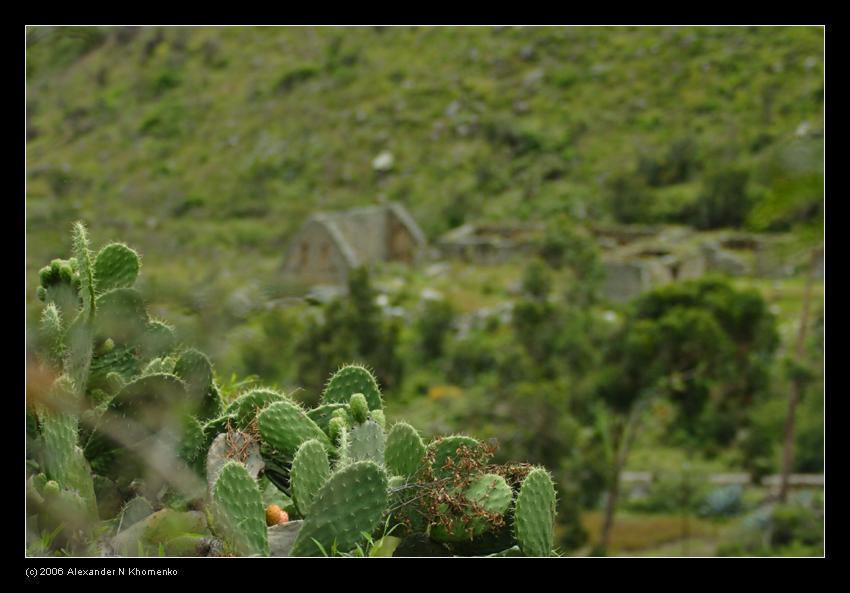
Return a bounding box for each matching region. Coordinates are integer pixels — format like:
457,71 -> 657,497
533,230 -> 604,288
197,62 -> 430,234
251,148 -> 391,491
437,223 -> 544,265
282,202 -> 427,288
437,221 -> 822,303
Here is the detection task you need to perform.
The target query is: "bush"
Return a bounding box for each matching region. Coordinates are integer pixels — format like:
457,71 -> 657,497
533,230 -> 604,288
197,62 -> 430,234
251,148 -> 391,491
416,298 -> 455,359
295,267 -> 403,397
698,484 -> 744,518
690,167 -> 752,229
637,137 -> 699,187
606,173 -> 655,224
769,503 -> 821,547
623,473 -> 710,514
538,215 -> 603,304
718,498 -> 823,556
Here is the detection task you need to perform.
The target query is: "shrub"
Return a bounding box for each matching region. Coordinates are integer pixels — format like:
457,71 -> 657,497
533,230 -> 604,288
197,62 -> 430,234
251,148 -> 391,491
690,167 -> 752,229
606,173 -> 656,224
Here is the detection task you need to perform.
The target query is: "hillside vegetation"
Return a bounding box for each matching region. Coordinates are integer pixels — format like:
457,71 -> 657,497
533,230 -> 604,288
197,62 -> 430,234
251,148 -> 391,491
26,26 -> 823,279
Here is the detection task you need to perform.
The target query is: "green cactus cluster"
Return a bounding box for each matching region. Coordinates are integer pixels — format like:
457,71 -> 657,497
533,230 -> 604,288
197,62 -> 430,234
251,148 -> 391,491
27,225 -> 559,557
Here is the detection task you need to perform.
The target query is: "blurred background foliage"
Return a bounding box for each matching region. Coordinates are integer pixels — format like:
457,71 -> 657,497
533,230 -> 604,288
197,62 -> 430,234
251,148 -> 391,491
26,26 -> 823,556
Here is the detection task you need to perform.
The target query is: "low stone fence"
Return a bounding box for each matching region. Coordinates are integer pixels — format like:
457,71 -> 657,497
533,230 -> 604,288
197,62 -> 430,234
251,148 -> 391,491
620,471 -> 823,488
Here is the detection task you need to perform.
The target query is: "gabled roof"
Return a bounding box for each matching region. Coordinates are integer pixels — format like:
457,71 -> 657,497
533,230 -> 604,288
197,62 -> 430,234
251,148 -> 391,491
305,202 -> 426,267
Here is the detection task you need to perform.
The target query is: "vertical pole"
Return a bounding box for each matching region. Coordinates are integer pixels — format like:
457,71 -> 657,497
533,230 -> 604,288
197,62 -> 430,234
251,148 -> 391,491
779,247 -> 821,503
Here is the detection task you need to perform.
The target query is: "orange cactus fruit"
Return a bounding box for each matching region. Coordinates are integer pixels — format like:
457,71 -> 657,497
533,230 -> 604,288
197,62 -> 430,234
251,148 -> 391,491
266,504 -> 284,526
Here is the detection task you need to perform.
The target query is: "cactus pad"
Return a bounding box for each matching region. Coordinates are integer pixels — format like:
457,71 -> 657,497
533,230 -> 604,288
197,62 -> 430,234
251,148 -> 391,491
138,320 -> 177,360
72,222 -> 95,319
93,243 -> 140,293
173,349 -> 220,419
94,288 -> 149,345
513,467 -> 556,557
306,403 -> 348,433
257,400 -> 330,460
179,415 -> 206,463
289,461 -> 388,556
290,439 -> 331,516
385,422 -> 426,478
429,473 -> 512,543
225,388 -> 285,428
427,435 -> 481,480
107,373 -> 189,427
321,364 -> 382,411
39,407 -> 78,486
343,420 -> 385,466
212,461 -> 269,556
89,345 -> 141,390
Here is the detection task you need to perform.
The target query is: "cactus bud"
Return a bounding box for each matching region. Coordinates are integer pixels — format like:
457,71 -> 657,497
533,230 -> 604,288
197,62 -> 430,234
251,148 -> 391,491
331,407 -> 351,430
370,409 -> 386,429
328,417 -> 345,443
96,338 -> 115,355
58,263 -> 74,283
349,393 -> 368,424
43,480 -> 60,498
39,266 -> 54,287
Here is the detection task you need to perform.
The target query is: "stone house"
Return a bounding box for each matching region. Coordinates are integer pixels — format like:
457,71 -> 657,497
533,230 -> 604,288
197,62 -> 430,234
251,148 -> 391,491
282,202 -> 426,286
437,223 -> 544,264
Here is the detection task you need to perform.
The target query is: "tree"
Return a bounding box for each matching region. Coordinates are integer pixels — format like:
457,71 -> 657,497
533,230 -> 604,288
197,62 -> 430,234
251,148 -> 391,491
691,167 -> 752,229
593,278 -> 779,553
416,298 -> 455,360
295,267 -> 403,400
538,215 -> 603,306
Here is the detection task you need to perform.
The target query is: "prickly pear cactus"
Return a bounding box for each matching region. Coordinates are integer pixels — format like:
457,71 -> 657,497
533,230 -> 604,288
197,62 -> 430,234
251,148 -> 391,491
289,461 -> 389,557
257,400 -> 330,460
513,468 -> 557,557
429,473 -> 513,543
39,303 -> 66,367
428,435 -> 481,480
385,422 -> 426,478
28,224 -> 562,558
212,461 -> 269,557
306,402 -> 348,433
173,349 -> 220,420
321,364 -> 383,411
178,415 -> 206,465
224,388 -> 286,428
290,439 -> 331,516
341,420 -> 385,466
93,243 -> 140,294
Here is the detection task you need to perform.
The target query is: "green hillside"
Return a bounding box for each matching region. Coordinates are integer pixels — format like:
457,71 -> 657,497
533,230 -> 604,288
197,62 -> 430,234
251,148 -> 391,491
26,26 -> 823,273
